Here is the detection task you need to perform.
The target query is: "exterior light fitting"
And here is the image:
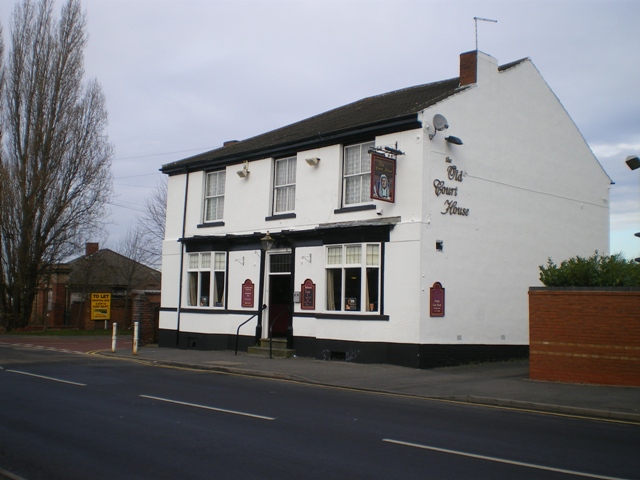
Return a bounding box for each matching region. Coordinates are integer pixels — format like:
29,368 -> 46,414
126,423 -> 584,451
305,157 -> 320,166
237,161 -> 250,178
445,136 -> 463,145
626,155 -> 640,171
261,232 -> 274,251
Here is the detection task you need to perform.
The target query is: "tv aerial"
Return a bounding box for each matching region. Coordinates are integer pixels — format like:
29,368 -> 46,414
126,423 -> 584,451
474,17 -> 497,51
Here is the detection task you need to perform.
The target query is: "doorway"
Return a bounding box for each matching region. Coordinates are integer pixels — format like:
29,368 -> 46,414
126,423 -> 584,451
267,253 -> 292,338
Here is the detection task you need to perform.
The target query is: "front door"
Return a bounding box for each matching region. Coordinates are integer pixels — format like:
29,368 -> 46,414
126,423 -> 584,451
267,253 -> 292,338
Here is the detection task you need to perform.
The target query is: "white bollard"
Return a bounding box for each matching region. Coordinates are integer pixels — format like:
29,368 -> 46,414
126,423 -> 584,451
133,321 -> 139,356
111,322 -> 117,353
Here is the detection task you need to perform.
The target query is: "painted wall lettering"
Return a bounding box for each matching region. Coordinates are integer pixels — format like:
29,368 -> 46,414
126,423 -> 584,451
442,199 -> 470,216
435,164 -> 469,216
447,165 -> 464,182
433,179 -> 458,197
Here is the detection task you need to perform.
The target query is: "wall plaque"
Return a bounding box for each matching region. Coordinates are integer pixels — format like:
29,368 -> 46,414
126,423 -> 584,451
242,279 -> 254,308
430,282 -> 445,317
301,279 -> 316,310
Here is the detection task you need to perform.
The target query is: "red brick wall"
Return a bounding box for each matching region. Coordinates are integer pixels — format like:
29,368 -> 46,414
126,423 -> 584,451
529,288 -> 640,386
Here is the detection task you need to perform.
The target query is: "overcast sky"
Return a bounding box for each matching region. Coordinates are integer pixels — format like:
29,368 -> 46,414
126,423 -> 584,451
1,0 -> 639,260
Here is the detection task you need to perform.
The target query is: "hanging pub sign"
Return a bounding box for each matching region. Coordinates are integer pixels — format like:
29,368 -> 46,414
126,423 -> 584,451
430,282 -> 445,317
242,279 -> 254,308
370,153 -> 396,203
301,279 -> 316,310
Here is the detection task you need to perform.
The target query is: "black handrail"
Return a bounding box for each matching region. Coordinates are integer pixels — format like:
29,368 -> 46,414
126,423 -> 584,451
235,304 -> 267,355
268,306 -> 290,359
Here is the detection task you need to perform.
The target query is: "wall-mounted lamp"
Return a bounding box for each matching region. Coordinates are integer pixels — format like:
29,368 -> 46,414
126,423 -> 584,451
626,155 -> 640,171
445,136 -> 463,146
261,231 -> 274,251
305,157 -> 320,166
237,161 -> 250,178
301,254 -> 312,263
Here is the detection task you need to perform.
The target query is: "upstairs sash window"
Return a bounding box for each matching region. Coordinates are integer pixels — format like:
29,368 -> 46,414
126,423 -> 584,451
343,141 -> 374,206
273,156 -> 296,214
204,171 -> 226,222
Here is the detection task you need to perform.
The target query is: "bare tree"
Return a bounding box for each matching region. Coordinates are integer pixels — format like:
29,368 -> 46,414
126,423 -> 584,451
138,177 -> 167,269
114,225 -> 159,328
0,0 -> 113,331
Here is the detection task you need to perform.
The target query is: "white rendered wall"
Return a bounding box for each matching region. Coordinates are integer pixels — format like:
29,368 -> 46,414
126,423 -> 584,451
417,54 -> 610,346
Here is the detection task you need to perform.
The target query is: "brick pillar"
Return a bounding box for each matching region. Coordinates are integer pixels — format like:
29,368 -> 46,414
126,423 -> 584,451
132,291 -> 159,346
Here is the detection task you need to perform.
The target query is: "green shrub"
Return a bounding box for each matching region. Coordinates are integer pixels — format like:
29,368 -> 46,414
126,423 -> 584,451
539,252 -> 640,287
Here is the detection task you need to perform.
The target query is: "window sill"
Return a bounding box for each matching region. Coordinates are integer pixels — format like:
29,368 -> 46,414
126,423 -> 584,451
197,221 -> 225,228
334,204 -> 375,214
265,213 -> 296,221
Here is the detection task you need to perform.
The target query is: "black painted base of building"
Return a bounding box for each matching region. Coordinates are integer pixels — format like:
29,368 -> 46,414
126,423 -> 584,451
158,329 -> 529,369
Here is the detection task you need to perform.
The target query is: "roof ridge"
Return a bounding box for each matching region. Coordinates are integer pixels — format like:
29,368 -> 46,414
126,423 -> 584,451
163,76 -> 463,172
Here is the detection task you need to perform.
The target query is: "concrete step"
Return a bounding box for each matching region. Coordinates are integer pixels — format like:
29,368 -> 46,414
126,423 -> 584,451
247,338 -> 295,358
246,345 -> 296,358
258,338 -> 288,349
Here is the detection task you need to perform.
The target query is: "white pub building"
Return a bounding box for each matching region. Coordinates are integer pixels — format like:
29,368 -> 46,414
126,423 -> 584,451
159,51 -> 611,368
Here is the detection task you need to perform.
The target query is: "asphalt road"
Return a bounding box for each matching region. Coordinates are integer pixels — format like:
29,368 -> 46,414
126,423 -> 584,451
1,345 -> 639,480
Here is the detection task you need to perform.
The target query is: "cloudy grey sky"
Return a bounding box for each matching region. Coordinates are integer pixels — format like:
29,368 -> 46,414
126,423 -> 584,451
1,0 -> 639,260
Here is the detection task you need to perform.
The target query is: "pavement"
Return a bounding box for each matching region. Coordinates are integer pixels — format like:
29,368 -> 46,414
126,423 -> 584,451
2,335 -> 639,424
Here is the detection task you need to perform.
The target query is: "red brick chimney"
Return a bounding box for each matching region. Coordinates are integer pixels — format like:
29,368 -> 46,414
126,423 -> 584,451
85,242 -> 99,256
459,51 -> 478,86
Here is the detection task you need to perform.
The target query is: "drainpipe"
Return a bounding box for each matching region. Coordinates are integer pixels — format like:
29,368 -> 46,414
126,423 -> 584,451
255,248 -> 265,343
175,167 -> 190,347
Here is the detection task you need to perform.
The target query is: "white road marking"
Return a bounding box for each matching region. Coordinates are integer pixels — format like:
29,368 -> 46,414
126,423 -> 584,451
0,342 -> 86,355
6,369 -> 87,387
382,438 -> 632,480
140,394 -> 275,421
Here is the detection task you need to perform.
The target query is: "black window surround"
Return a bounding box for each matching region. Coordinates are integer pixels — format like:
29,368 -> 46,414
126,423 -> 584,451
334,204 -> 376,215
197,221 -> 225,228
265,213 -> 296,222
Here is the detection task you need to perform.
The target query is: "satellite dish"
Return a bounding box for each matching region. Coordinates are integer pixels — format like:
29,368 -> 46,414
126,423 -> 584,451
433,114 -> 449,132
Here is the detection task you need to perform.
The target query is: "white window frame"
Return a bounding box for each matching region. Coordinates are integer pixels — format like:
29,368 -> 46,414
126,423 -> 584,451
342,141 -> 375,206
186,252 -> 227,308
273,156 -> 296,214
325,243 -> 380,313
204,170 -> 226,222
